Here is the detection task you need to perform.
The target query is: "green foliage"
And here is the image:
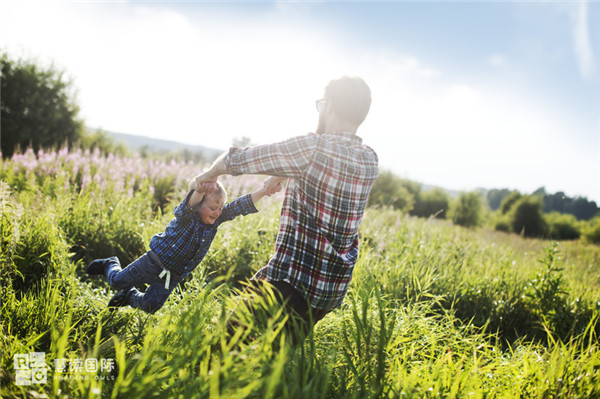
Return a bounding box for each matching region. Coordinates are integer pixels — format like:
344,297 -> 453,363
493,215 -> 512,233
500,190 -> 522,214
486,188 -> 512,210
491,187 -> 598,221
411,187 -> 449,219
1,53 -> 83,157
510,195 -> 548,238
545,212 -> 581,240
78,128 -> 130,157
542,189 -> 599,221
448,191 -> 482,227
367,170 -> 419,212
582,216 -> 600,244
2,148 -> 600,397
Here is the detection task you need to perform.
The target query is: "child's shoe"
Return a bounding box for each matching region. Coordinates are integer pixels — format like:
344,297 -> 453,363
86,257 -> 118,275
108,288 -> 132,308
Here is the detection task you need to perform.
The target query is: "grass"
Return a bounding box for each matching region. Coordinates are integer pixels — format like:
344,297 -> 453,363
1,148 -> 599,398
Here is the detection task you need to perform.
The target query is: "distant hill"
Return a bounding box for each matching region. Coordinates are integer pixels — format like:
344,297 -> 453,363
107,131 -> 223,159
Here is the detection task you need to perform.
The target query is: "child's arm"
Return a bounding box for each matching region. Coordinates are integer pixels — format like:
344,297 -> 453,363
187,180 -> 218,208
251,176 -> 284,204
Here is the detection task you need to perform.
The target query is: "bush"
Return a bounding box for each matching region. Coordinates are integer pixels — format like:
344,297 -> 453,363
367,170 -> 419,212
582,216 -> 600,244
545,212 -> 581,240
499,191 -> 522,214
493,216 -> 512,233
412,188 -> 449,219
510,196 -> 547,238
448,191 -> 482,227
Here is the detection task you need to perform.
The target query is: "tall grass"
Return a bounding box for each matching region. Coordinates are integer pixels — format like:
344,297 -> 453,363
1,147 -> 599,398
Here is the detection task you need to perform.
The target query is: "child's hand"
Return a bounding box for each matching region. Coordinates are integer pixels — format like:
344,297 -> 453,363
196,182 -> 218,194
189,178 -> 218,193
264,176 -> 285,196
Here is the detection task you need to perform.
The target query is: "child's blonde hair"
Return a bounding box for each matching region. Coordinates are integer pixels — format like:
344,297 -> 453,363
201,181 -> 228,204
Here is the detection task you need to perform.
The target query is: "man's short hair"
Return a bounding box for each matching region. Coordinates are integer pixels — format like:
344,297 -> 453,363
324,76 -> 372,126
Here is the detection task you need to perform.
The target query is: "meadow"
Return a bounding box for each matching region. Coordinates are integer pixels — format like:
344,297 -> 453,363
1,147 -> 599,398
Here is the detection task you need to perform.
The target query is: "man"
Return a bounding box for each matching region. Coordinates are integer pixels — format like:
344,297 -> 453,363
193,75 -> 378,341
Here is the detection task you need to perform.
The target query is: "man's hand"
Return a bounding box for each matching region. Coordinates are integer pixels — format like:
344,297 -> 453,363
188,178 -> 218,194
264,176 -> 286,196
192,153 -> 228,192
198,182 -> 219,194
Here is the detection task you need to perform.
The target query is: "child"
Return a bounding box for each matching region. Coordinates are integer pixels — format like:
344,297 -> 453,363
86,177 -> 282,314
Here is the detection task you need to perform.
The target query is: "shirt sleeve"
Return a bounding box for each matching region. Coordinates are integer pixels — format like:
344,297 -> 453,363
173,190 -> 201,219
225,133 -> 318,178
214,193 -> 259,226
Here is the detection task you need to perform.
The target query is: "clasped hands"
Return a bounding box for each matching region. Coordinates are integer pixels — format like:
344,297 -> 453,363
190,174 -> 286,197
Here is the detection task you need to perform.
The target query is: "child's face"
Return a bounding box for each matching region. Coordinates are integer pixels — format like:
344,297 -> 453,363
199,193 -> 225,225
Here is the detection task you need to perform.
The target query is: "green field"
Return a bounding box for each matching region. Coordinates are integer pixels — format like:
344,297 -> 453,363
1,148 -> 599,398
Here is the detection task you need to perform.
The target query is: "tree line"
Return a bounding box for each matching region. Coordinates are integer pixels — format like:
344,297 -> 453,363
367,171 -> 600,244
487,188 -> 598,221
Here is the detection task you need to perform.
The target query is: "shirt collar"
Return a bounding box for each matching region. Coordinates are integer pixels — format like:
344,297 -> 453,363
324,131 -> 363,144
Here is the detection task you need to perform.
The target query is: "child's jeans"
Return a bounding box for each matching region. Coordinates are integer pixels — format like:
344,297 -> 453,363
106,250 -> 178,314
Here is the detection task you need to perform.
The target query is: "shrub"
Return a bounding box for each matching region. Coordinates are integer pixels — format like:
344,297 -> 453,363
493,217 -> 512,233
500,191 -> 521,214
367,170 -> 418,213
510,196 -> 547,238
582,216 -> 600,244
412,187 -> 449,219
545,212 -> 581,240
448,191 -> 482,227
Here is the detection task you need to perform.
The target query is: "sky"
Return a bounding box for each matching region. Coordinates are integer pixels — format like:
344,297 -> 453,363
1,0 -> 599,203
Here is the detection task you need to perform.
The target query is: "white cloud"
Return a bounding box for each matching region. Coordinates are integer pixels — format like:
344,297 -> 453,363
487,54 -> 507,68
571,1 -> 594,78
1,1 -> 597,202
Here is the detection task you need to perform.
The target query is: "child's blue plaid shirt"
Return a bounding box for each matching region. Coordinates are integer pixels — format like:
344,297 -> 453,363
149,191 -> 258,277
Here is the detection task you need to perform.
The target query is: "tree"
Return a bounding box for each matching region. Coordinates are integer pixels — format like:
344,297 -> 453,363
499,191 -> 522,214
449,191 -> 482,227
510,196 -> 547,238
487,188 -> 511,211
367,170 -> 419,213
545,212 -> 581,240
1,53 -> 83,157
412,187 -> 450,219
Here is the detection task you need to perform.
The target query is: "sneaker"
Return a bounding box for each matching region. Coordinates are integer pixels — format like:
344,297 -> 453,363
86,257 -> 118,276
108,289 -> 132,308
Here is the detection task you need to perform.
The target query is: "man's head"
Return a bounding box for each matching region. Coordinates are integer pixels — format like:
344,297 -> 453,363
316,76 -> 372,135
198,182 -> 227,225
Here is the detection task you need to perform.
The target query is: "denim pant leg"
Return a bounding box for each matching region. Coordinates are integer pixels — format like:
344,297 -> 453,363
106,251 -> 178,314
106,252 -> 164,290
129,281 -> 176,314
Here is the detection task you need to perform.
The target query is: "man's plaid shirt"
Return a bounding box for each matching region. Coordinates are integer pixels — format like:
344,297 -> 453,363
226,132 -> 378,310
149,191 -> 258,277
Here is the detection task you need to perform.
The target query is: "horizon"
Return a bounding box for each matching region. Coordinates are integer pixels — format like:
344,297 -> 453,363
1,1 -> 598,203
106,130 -> 598,204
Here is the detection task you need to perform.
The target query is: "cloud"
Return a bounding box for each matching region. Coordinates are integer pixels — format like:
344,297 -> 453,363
571,1 -> 594,78
487,54 -> 507,68
1,1 -> 597,202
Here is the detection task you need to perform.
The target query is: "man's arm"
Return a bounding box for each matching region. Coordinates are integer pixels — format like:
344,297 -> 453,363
193,134 -> 317,192
250,176 -> 284,204
193,153 -> 228,188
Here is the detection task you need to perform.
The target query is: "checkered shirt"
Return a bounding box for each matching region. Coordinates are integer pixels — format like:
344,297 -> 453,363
149,191 -> 258,277
226,132 -> 378,310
